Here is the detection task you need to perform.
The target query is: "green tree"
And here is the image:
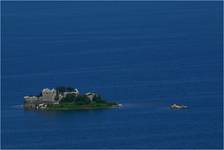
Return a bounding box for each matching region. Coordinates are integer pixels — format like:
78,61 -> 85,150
56,86 -> 75,93
92,95 -> 106,103
75,95 -> 91,105
60,94 -> 76,103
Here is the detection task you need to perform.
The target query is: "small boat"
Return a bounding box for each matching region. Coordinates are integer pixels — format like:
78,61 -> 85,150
170,103 -> 188,109
118,104 -> 123,107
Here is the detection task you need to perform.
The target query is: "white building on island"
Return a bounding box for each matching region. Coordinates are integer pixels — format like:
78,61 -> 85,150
24,88 -> 80,104
64,88 -> 79,97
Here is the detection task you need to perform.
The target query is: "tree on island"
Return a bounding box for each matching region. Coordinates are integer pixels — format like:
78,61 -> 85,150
56,86 -> 75,93
60,94 -> 90,105
92,95 -> 106,103
59,93 -> 109,105
75,95 -> 91,105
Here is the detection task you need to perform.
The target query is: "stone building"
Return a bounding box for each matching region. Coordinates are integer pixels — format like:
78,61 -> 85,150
40,88 -> 57,102
24,88 -> 80,104
24,88 -> 57,104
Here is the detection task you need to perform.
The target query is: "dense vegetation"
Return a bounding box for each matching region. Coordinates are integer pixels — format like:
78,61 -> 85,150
55,86 -> 117,105
56,86 -> 75,94
47,93 -> 118,110
59,93 -> 112,105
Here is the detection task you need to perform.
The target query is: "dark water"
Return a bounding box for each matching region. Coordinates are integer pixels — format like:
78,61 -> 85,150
1,1 -> 223,149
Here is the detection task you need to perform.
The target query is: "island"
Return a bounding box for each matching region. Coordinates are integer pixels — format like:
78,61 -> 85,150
24,87 -> 121,111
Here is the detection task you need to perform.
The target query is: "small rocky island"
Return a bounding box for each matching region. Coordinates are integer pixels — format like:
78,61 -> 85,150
24,87 -> 121,110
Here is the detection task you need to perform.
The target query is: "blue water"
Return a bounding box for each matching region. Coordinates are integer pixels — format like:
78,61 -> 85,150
1,1 -> 223,149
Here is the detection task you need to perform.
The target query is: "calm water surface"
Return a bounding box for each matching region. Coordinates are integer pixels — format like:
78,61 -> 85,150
1,1 -> 223,149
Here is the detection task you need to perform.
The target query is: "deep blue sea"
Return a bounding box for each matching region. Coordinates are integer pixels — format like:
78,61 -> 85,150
1,1 -> 223,149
